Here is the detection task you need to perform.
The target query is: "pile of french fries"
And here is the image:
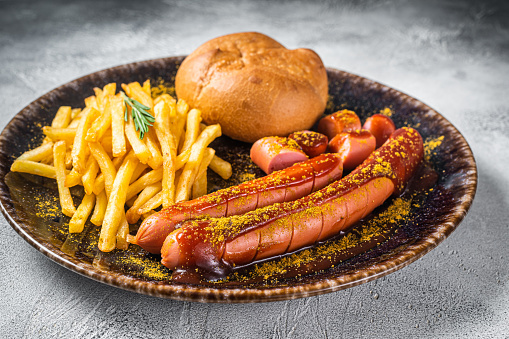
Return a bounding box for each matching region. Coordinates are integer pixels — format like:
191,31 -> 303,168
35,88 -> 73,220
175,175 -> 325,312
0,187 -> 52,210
11,80 -> 232,252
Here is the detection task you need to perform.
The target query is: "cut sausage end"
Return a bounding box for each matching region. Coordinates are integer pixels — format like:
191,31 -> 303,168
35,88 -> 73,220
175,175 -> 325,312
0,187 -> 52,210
328,130 -> 376,170
250,136 -> 308,174
317,110 -> 362,140
363,114 -> 396,148
288,130 -> 328,158
160,229 -> 183,268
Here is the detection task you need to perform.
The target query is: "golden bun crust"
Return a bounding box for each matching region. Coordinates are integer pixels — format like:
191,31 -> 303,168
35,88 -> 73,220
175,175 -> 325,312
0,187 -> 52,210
175,32 -> 328,143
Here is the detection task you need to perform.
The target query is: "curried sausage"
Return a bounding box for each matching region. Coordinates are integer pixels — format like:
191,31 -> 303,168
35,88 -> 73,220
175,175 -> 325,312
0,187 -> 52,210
135,153 -> 343,253
161,127 -> 424,277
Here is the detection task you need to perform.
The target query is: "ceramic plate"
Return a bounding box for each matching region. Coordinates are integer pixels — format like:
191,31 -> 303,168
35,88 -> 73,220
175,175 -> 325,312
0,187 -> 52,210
0,56 -> 477,303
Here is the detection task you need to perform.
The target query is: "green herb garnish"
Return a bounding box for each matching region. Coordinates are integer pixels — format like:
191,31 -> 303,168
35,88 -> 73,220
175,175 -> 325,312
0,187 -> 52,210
121,91 -> 155,140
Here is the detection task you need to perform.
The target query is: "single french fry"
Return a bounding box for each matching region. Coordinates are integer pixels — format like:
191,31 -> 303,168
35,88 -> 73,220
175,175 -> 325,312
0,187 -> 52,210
195,148 -> 215,180
51,106 -> 72,128
174,99 -> 189,150
98,152 -> 139,252
81,156 -> 99,195
89,141 -> 116,197
126,234 -> 136,244
43,127 -> 76,145
68,193 -> 95,233
100,134 -> 113,155
72,107 -> 99,173
144,129 -> 163,169
10,160 -> 57,179
153,101 -> 177,208
124,110 -> 151,164
17,142 -> 54,162
125,167 -> 163,201
130,163 -> 148,184
92,174 -> 105,196
65,149 -> 73,169
175,124 -> 221,202
138,190 -> 163,215
84,96 -> 99,110
86,96 -> 112,142
180,108 -> 202,154
121,83 -> 130,96
209,155 -> 233,180
142,79 -> 151,97
53,141 -> 75,217
110,94 -> 126,157
174,168 -> 183,188
176,148 -> 191,169
116,213 -> 130,250
93,88 -> 104,111
102,83 -> 116,97
128,82 -> 153,109
192,170 -> 207,199
90,190 -> 107,226
189,148 -> 214,200
71,108 -> 82,119
65,167 -> 82,187
126,182 -> 161,224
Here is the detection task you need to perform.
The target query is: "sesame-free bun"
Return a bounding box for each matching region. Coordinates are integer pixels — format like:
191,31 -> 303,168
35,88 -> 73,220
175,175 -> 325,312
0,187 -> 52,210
175,32 -> 328,143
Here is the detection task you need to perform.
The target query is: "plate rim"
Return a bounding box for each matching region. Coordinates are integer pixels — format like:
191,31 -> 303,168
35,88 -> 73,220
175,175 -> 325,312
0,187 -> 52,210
0,56 -> 478,303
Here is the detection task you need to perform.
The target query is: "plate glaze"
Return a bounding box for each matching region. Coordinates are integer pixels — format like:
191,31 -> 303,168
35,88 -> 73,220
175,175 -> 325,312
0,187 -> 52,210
0,56 -> 477,303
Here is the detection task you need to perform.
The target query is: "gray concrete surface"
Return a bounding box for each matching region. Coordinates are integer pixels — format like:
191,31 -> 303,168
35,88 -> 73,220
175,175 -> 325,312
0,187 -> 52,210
1,0 -> 508,337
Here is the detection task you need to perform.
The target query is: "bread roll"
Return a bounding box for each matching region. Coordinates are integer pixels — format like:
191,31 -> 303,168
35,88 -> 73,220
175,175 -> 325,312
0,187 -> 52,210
175,32 -> 328,143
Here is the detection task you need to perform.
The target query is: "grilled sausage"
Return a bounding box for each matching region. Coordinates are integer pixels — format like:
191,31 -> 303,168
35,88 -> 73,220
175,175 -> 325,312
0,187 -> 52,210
161,127 -> 423,277
135,153 -> 343,253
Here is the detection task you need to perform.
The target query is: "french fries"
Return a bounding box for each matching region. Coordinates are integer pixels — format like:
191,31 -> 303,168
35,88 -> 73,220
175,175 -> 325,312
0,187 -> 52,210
175,124 -> 221,202
11,80 -> 230,252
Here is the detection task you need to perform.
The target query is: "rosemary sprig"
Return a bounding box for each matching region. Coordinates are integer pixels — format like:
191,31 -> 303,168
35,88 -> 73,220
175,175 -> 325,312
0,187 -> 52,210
121,91 -> 155,140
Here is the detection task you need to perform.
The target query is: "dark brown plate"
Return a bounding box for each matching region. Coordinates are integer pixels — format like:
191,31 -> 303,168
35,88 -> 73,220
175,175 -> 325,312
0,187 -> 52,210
0,56 -> 477,303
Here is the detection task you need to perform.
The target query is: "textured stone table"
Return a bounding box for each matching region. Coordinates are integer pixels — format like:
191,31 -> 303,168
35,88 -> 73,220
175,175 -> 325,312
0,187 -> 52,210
1,0 -> 508,337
